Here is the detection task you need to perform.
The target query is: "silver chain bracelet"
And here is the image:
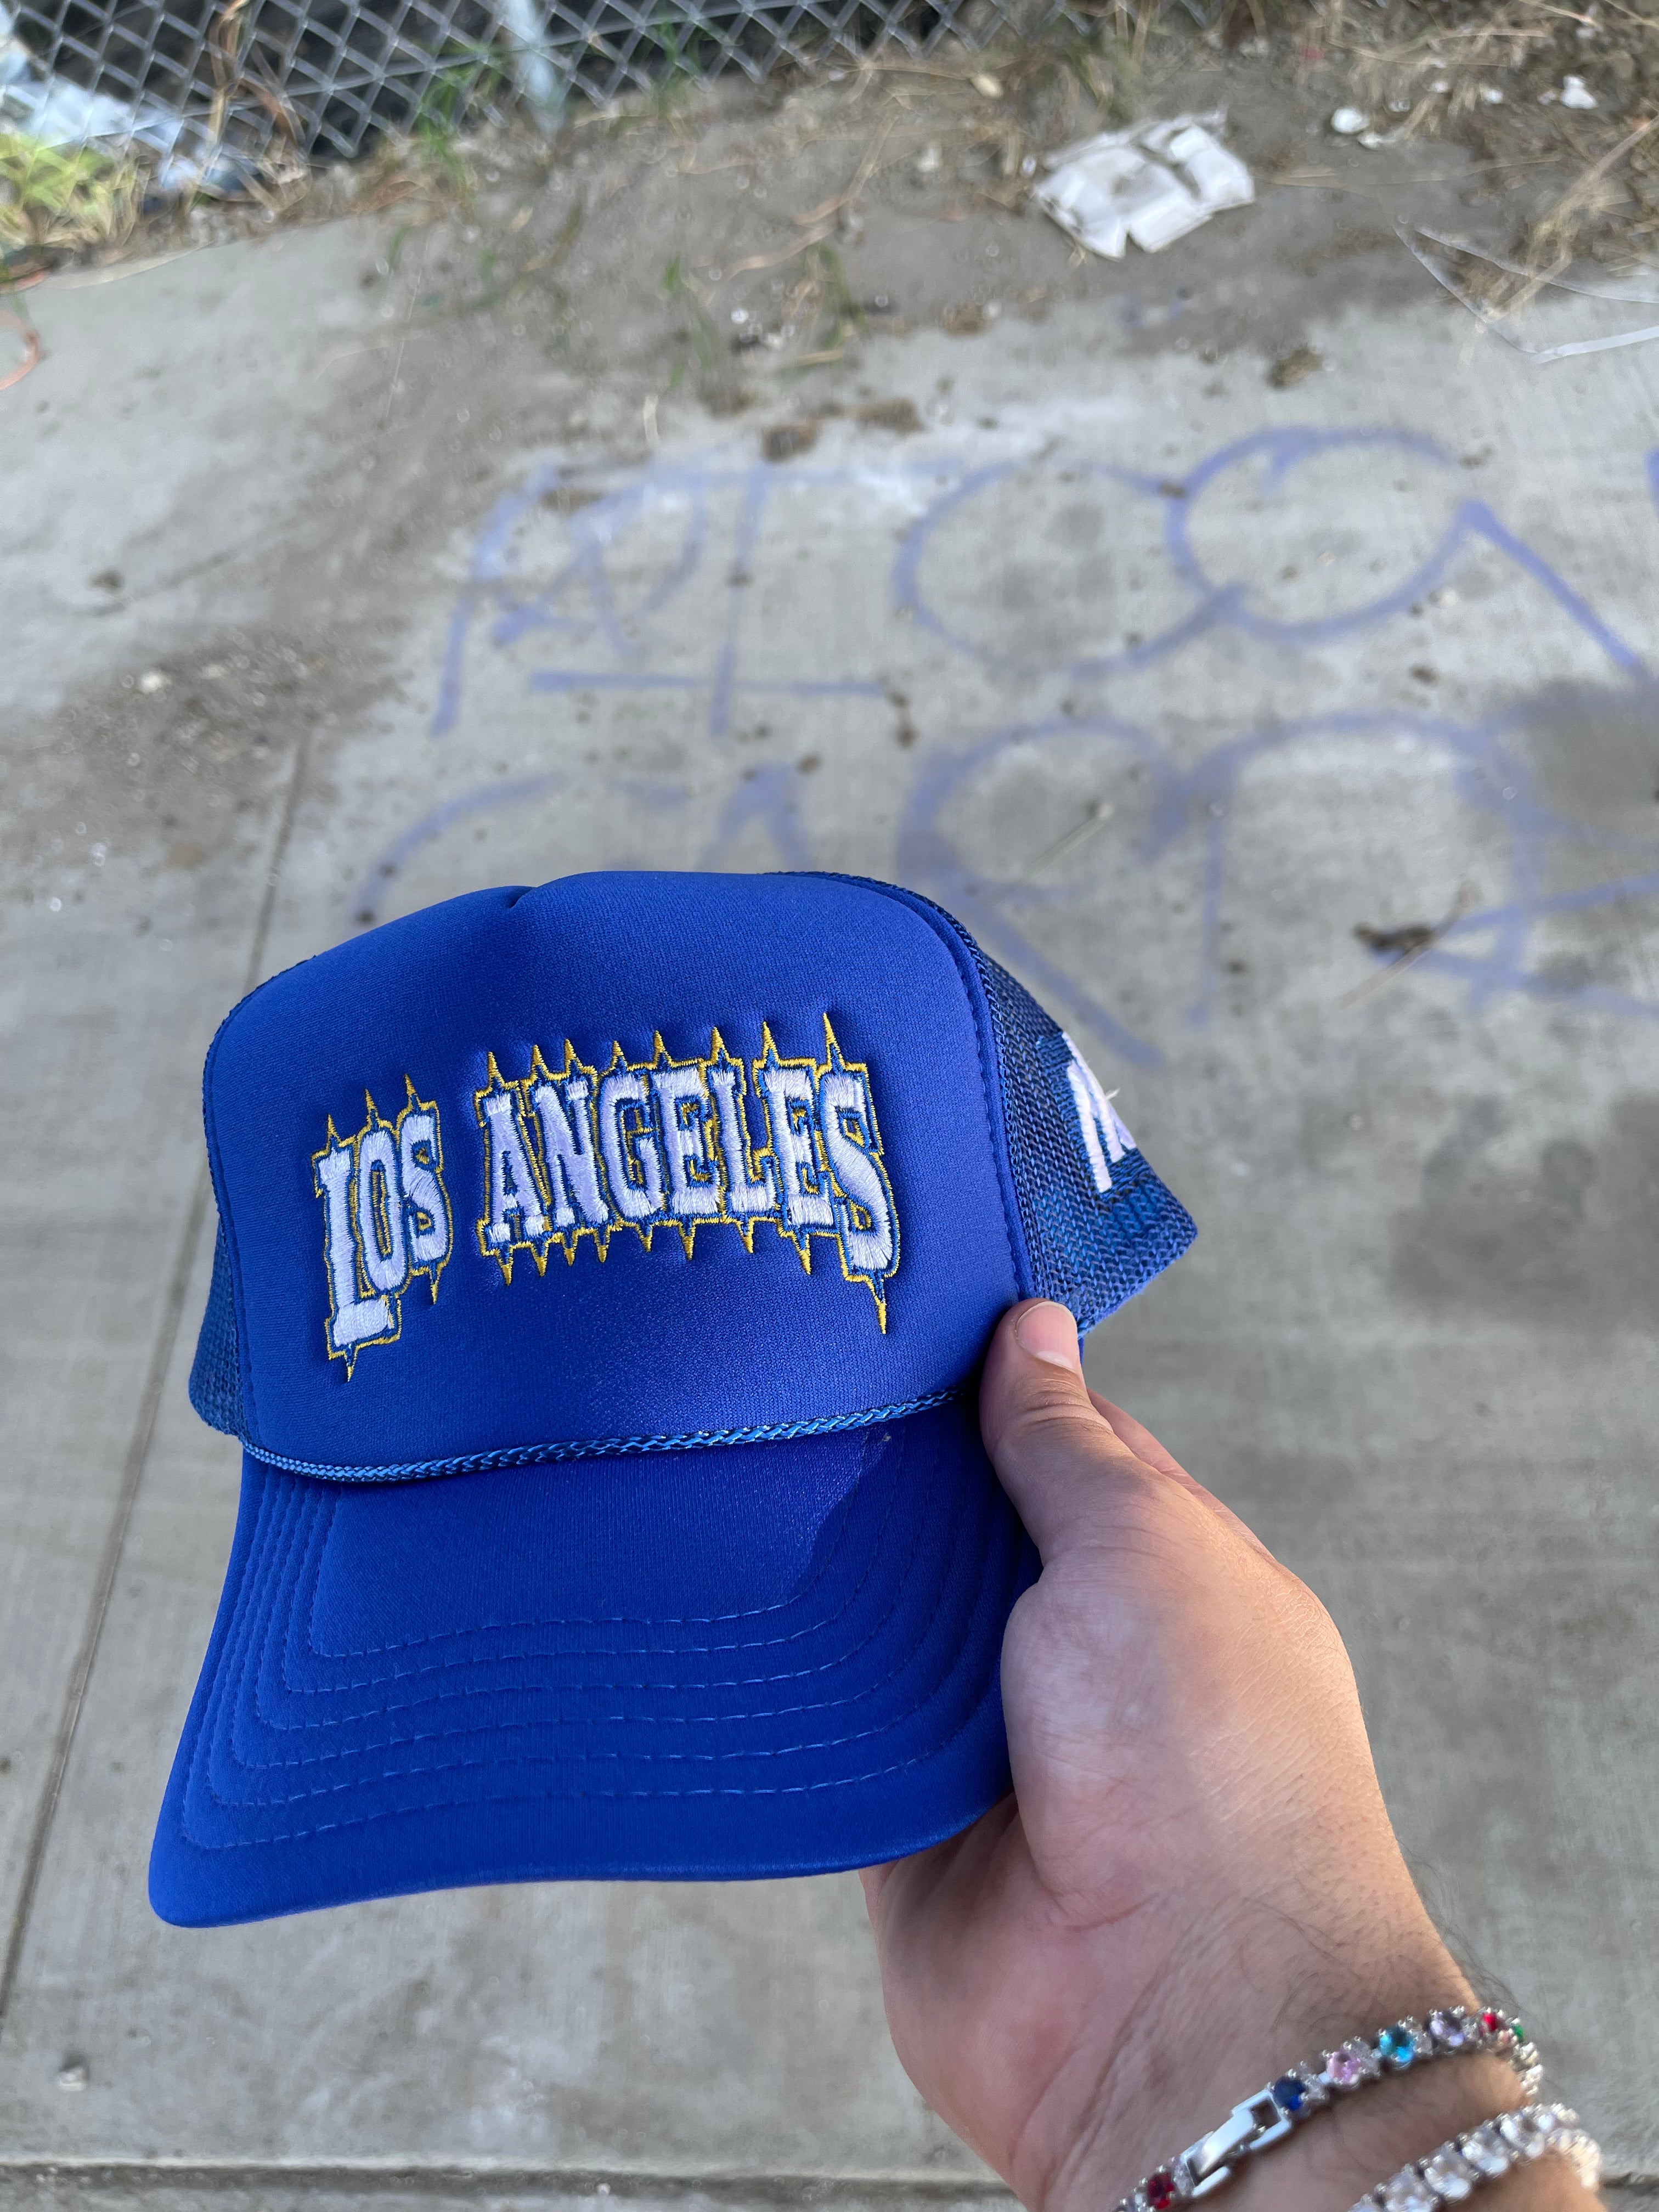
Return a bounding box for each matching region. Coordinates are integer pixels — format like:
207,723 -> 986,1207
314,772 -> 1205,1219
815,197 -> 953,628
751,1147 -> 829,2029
1113,2005 -> 1542,2210
1347,2099 -> 1601,2210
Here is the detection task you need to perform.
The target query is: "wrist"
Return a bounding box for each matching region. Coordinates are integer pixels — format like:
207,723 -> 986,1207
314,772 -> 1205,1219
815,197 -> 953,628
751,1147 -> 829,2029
1034,1910 -> 1593,2212
1221,2060 -> 1590,2212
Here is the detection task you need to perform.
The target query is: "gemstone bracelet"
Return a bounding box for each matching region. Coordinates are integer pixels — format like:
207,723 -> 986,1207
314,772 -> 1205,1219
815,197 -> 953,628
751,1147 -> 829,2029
1112,2006 -> 1542,2210
1346,2099 -> 1601,2210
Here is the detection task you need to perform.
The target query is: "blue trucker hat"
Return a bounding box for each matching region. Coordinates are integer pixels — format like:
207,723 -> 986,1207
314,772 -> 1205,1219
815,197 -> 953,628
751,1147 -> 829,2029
150,871 -> 1194,1926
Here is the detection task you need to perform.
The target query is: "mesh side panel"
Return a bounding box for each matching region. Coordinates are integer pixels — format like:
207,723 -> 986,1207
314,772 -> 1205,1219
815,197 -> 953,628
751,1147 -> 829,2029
970,949 -> 1194,1327
188,1219 -> 244,1438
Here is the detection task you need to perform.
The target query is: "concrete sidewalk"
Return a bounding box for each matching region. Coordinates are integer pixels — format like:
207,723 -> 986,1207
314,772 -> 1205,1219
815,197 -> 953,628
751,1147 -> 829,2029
2,93 -> 1656,2208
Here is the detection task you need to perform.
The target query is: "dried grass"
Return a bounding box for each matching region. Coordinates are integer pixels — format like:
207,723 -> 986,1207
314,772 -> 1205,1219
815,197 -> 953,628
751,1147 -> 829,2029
0,133 -> 143,253
352,127 -> 478,216
1312,0 -> 1560,125
1304,0 -> 1659,287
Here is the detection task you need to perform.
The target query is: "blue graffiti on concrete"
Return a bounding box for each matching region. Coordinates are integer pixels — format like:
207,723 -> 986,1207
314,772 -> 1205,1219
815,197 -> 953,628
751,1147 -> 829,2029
893,429 -> 1643,681
900,702 -> 1659,1068
363,427 -> 1659,1061
894,427 -> 1654,1058
431,449 -> 899,739
413,445 -> 919,890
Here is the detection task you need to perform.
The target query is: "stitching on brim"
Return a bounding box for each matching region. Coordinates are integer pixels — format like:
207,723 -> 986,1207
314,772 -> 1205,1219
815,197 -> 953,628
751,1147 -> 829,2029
179,1472 -> 1027,1847
214,1425 -> 983,1770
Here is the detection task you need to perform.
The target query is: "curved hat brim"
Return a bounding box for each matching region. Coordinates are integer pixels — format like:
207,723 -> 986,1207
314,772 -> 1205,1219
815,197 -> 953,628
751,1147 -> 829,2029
149,1396 -> 1035,1926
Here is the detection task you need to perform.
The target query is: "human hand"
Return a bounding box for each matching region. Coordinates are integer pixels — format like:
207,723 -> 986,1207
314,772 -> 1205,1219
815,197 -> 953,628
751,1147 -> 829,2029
860,1301 -> 1595,2212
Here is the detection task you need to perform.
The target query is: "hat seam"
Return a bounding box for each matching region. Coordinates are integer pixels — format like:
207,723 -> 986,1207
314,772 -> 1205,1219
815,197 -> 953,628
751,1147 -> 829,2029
809,874 -> 1030,1301
200,928 -> 345,1450
221,1422 -> 951,1755
201,1010 -> 262,1448
234,1494 -> 945,1764
236,1384 -> 966,1485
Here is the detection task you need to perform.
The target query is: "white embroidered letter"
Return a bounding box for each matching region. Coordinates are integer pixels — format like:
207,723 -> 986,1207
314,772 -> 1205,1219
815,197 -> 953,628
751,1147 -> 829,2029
819,1067 -> 898,1282
651,1063 -> 721,1221
598,1065 -> 665,1224
354,1125 -> 409,1294
1062,1031 -> 1135,1195
476,1063 -> 549,1255
313,1135 -> 393,1353
707,1049 -> 777,1222
757,1045 -> 834,1234
398,1107 -> 452,1270
527,1063 -> 610,1232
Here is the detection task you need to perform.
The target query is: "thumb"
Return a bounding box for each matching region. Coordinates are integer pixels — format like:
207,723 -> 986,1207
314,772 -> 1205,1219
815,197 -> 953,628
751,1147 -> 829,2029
979,1300 -> 1150,1559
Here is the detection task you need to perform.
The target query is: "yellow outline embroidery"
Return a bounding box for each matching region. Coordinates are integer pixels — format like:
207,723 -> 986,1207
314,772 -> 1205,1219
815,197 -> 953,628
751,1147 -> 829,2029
752,1022 -> 835,1276
473,1052 -> 554,1284
312,1081 -> 452,1376
397,1076 -> 453,1300
592,1041 -> 667,1255
524,1040 -> 612,1268
705,1028 -> 775,1253
646,1031 -> 725,1259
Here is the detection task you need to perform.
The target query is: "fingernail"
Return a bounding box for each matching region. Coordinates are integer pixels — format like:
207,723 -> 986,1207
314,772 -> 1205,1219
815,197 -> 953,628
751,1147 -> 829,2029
1014,1300 -> 1081,1372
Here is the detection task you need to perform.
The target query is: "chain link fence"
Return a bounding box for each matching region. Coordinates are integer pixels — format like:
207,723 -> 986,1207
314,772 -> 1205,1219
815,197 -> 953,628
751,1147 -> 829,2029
0,0 -> 1087,178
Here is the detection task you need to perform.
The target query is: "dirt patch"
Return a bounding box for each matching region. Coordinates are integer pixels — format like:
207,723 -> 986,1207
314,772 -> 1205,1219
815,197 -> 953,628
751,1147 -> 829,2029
1509,680 -> 1659,832
856,395 -> 923,432
2,620 -> 404,944
539,485 -> 605,514
1268,341 -> 1324,385
6,0 -> 1656,368
761,420 -> 820,461
1307,0 -> 1659,276
18,2 -> 1631,431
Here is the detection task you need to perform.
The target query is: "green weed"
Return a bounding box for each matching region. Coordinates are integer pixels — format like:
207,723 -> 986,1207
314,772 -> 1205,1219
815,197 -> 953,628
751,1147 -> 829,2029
786,239 -> 866,371
643,8 -> 711,118
661,249 -> 721,386
0,132 -> 142,252
413,37 -> 507,135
